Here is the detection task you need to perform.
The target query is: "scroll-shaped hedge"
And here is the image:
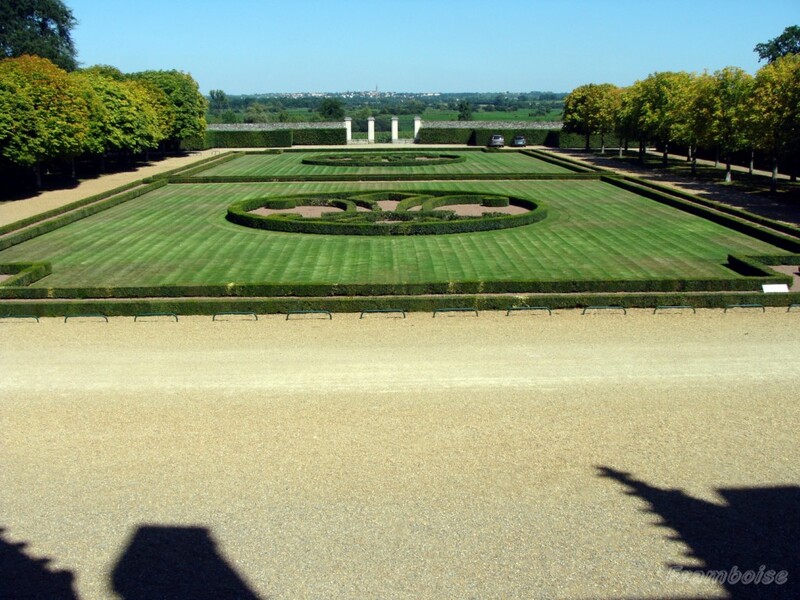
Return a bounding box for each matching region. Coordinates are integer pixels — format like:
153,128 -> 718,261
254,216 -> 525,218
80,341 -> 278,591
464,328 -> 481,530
301,153 -> 466,167
226,190 -> 546,236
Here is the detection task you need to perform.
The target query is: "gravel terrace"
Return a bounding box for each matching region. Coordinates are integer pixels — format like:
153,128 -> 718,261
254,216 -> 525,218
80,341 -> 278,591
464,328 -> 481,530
2,310 -> 799,599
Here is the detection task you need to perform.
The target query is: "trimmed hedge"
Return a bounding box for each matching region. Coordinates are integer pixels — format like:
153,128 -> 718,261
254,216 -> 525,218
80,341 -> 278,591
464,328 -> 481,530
225,190 -> 545,236
2,290 -> 799,318
301,153 -> 465,167
291,128 -> 347,145
204,129 -> 293,148
519,149 -> 601,173
0,262 -> 52,287
172,172 -> 601,184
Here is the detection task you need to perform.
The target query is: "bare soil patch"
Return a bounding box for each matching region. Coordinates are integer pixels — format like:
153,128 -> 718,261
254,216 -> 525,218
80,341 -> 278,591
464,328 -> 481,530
251,205 -> 345,218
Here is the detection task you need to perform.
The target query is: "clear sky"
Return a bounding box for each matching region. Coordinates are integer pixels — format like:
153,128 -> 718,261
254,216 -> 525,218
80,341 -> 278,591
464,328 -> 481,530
66,0 -> 798,94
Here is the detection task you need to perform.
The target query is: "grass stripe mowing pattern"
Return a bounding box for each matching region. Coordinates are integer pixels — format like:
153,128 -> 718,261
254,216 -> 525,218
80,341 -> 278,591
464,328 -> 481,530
0,180 -> 790,288
188,151 -> 574,178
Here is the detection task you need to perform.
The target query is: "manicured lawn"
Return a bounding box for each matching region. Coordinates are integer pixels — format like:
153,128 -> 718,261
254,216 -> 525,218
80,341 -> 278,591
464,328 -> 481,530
190,150 -> 574,178
0,179 -> 787,289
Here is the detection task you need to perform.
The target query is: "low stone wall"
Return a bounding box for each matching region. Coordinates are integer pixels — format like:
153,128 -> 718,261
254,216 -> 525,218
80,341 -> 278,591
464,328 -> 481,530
207,122 -> 345,131
421,120 -> 562,129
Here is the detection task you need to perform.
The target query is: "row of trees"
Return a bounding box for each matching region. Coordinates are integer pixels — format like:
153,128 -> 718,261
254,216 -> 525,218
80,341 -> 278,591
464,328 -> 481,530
0,54 -> 207,187
562,54 -> 800,191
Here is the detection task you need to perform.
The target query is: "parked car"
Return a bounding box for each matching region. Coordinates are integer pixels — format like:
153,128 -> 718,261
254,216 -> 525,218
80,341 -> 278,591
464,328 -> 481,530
511,135 -> 527,147
488,134 -> 505,148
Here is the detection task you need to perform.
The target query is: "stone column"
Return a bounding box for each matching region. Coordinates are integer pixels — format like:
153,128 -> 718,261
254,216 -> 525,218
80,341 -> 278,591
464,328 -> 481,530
391,116 -> 399,143
413,115 -> 422,140
367,117 -> 375,143
344,117 -> 352,144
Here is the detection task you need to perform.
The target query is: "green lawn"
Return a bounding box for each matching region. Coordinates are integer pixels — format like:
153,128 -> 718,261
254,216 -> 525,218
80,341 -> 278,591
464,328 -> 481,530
0,179 -> 787,289
191,151 -> 574,178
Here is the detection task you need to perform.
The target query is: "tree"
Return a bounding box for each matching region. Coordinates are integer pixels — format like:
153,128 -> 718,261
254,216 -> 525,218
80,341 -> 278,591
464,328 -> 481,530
678,72 -> 715,175
72,68 -> 165,167
626,71 -> 695,165
456,100 -> 472,121
698,67 -> 753,182
129,70 -> 207,149
0,0 -> 78,71
0,55 -> 88,186
754,25 -> 800,63
209,89 -> 228,112
562,83 -> 620,152
748,54 -> 800,191
318,97 -> 344,120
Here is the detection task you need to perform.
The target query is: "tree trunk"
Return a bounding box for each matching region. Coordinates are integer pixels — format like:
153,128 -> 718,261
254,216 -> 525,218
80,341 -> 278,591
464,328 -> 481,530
638,140 -> 645,163
725,157 -> 732,183
600,134 -> 605,154
771,158 -> 779,193
714,148 -> 719,168
70,158 -> 76,180
749,149 -> 754,175
662,142 -> 668,167
34,161 -> 42,189
691,146 -> 697,176
585,133 -> 590,152
687,145 -> 692,162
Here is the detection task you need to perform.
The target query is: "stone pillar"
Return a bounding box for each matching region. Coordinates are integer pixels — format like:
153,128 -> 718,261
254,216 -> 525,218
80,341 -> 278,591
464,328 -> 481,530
367,117 -> 375,143
344,117 -> 352,143
391,116 -> 399,143
413,115 -> 422,140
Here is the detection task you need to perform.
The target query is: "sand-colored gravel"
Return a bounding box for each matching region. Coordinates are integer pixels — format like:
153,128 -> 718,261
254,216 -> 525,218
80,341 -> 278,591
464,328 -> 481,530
2,309 -> 798,599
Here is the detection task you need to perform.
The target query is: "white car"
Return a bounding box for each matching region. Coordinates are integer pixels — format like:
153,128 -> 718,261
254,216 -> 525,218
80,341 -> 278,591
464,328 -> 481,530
488,134 -> 505,148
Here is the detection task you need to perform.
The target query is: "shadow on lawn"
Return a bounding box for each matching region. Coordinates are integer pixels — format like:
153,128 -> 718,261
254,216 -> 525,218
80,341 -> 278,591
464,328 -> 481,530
0,527 -> 79,599
597,466 -> 799,599
111,525 -> 263,600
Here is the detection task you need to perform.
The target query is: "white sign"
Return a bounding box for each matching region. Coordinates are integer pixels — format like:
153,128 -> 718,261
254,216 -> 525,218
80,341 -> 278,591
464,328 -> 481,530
762,284 -> 790,293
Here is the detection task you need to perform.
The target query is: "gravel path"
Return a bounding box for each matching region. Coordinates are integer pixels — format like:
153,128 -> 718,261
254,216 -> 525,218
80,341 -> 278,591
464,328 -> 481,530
2,310 -> 798,599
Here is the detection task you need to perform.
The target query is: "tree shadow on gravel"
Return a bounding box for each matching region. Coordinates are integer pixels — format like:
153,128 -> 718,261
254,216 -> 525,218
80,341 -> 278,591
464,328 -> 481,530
111,524 -> 263,600
0,527 -> 79,599
597,466 -> 799,599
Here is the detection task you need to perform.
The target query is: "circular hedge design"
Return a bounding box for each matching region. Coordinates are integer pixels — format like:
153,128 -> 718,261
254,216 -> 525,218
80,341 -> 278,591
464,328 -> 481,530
301,152 -> 465,167
226,190 -> 546,236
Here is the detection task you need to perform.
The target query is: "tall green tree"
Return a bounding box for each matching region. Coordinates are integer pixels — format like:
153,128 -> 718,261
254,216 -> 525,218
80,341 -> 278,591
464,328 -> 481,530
456,100 -> 472,121
318,97 -> 345,120
130,70 -> 207,148
208,89 -> 228,112
563,83 -> 620,152
700,67 -> 753,182
72,68 -> 165,166
626,71 -> 695,165
0,0 -> 78,71
0,54 -> 88,186
748,54 -> 800,191
754,25 -> 800,63
678,72 -> 715,175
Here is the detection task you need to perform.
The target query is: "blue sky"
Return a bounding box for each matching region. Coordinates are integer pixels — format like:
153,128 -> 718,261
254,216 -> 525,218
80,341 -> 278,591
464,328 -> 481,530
67,0 -> 798,94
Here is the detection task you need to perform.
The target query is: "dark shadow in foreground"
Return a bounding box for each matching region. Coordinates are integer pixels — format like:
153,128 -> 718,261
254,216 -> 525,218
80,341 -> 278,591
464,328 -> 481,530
597,466 -> 799,599
111,525 -> 263,600
0,527 -> 79,600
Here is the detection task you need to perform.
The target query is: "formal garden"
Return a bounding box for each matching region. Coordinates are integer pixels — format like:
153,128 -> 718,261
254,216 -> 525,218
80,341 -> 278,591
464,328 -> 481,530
0,147 -> 799,317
